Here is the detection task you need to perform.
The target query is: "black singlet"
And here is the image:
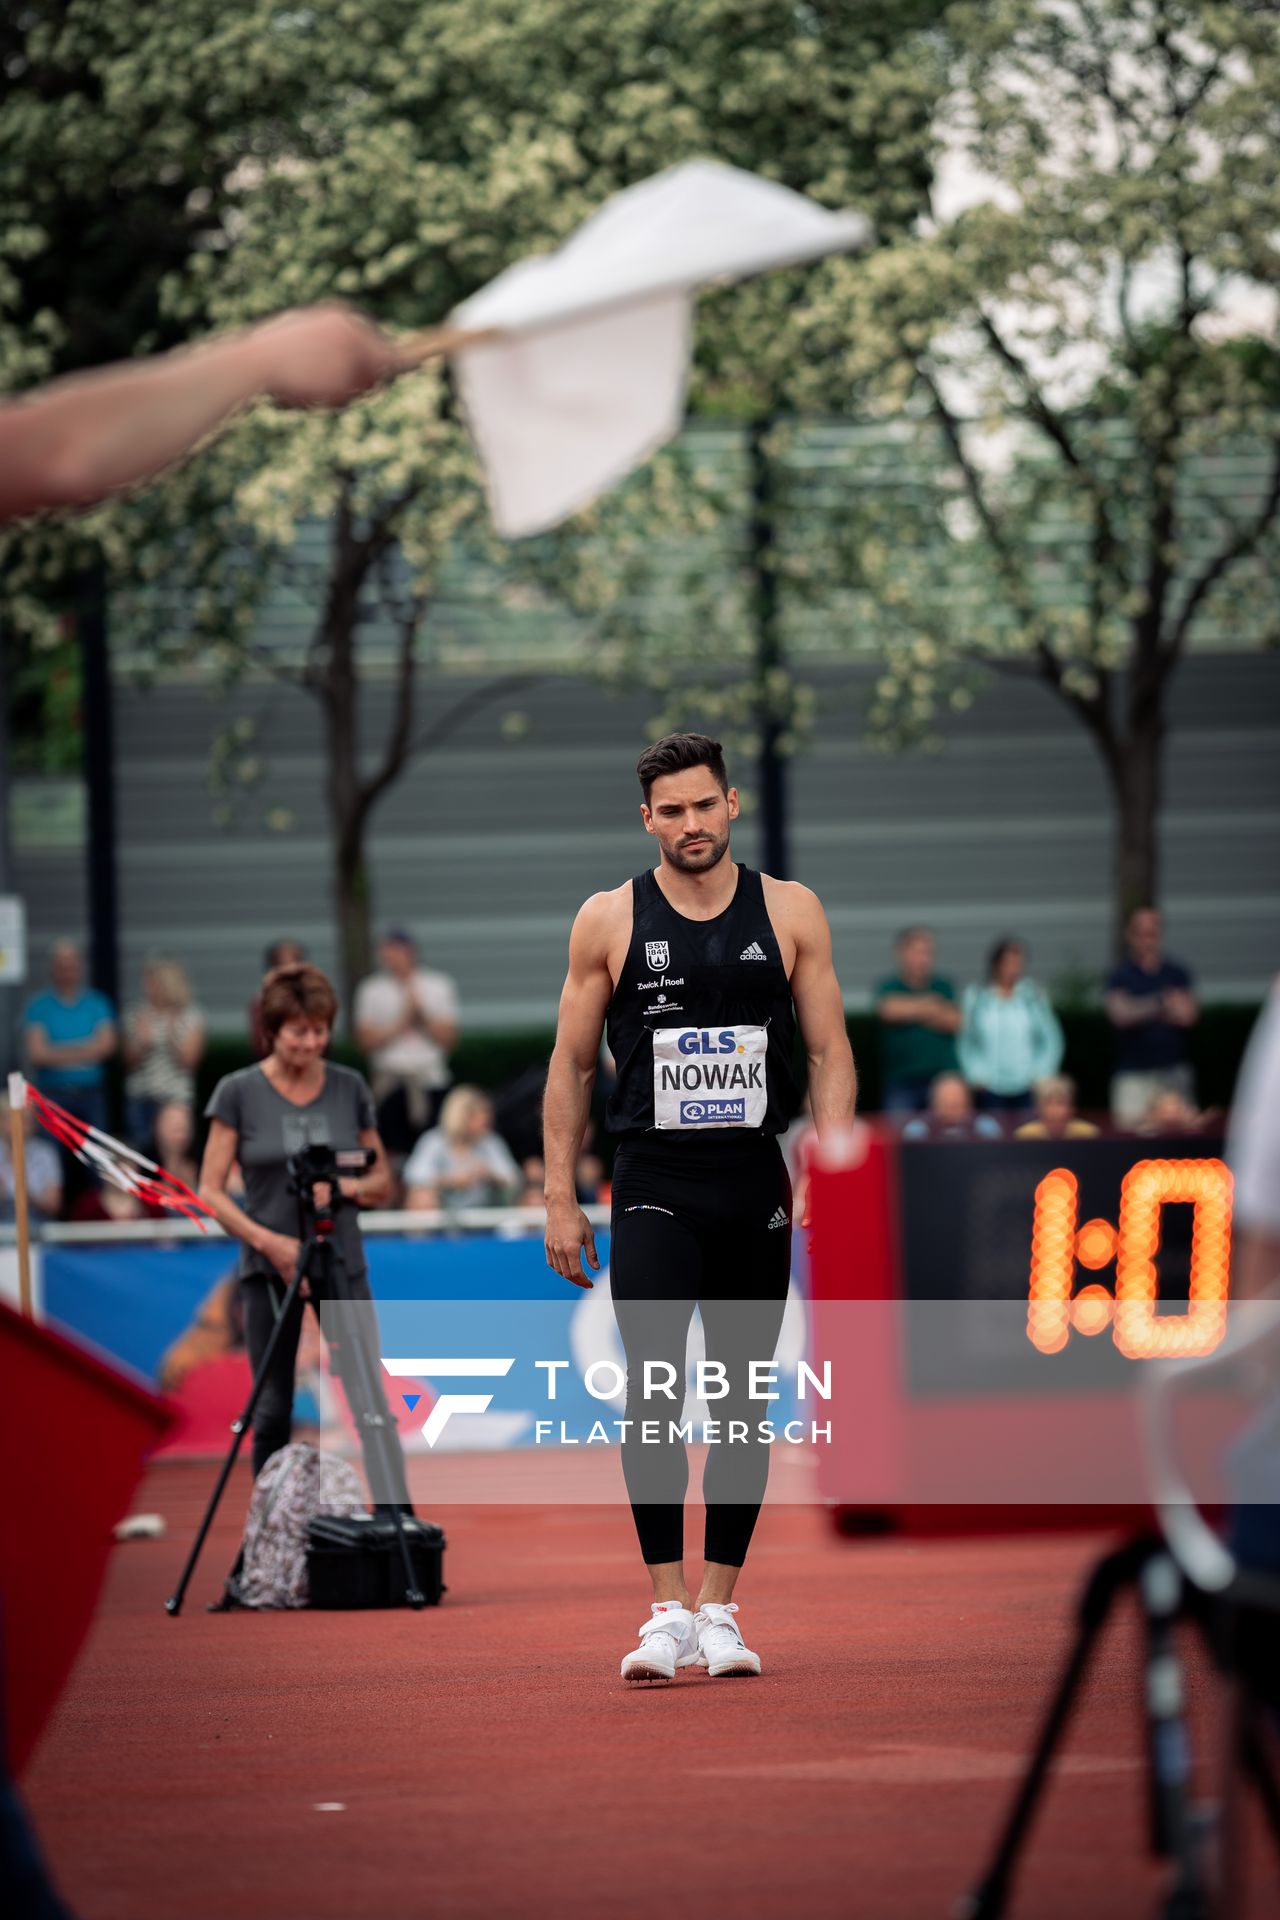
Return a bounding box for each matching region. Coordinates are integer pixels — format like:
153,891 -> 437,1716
604,864 -> 799,1139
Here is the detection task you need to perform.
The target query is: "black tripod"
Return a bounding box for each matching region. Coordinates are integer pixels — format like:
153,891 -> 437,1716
166,1150 -> 424,1615
957,1533 -> 1280,1920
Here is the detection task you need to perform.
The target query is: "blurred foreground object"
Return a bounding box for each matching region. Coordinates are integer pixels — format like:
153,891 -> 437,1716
425,159 -> 872,537
0,304 -> 401,520
1,164 -> 869,536
0,1300 -> 172,1772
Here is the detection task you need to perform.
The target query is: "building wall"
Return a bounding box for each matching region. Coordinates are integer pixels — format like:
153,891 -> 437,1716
13,651 -> 1278,1030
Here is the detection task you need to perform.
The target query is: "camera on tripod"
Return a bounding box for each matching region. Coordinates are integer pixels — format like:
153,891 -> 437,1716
287,1143 -> 376,1221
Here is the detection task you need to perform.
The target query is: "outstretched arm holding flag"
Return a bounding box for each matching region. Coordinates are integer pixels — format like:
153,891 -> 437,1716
2,162 -> 870,533
0,303 -> 404,521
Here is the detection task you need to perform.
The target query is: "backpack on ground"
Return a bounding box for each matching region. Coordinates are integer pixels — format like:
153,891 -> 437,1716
232,1443 -> 366,1609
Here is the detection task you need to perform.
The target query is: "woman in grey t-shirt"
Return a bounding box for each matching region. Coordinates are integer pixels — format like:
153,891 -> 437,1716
200,962 -> 408,1503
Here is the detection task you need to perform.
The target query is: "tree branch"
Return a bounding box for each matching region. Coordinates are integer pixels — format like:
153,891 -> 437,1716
918,363 -> 1065,690
405,672 -> 542,761
356,594 -> 425,817
1166,438 -> 1280,661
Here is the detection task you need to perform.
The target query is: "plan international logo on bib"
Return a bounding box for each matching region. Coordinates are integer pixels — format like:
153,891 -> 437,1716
681,1098 -> 746,1124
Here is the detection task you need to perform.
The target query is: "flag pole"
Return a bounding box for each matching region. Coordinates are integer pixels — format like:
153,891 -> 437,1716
393,322 -> 504,371
7,1071 -> 33,1318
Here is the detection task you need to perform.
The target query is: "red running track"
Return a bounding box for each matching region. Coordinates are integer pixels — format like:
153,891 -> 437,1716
21,1457 -> 1263,1920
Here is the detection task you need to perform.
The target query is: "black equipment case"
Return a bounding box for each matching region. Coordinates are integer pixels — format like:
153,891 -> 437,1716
306,1513 -> 446,1608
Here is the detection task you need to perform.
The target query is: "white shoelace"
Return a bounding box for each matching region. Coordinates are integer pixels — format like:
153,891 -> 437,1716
697,1603 -> 745,1647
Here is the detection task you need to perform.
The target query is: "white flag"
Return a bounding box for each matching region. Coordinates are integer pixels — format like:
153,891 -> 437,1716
449,161 -> 872,538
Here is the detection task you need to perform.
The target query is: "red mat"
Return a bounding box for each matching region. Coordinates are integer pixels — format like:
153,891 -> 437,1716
20,1457 -> 1267,1920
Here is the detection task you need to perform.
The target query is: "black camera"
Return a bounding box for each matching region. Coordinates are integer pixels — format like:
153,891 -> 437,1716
287,1142 -> 376,1209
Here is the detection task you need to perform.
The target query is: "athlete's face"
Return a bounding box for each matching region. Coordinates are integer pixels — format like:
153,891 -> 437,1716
642,768 -> 738,873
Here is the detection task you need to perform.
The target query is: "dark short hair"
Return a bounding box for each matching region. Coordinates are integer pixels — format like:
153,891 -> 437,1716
263,938 -> 305,971
894,926 -> 932,949
987,936 -> 1024,979
259,963 -> 338,1041
636,733 -> 729,805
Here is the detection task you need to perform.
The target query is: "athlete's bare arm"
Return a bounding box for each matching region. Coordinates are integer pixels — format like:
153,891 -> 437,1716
543,887 -> 629,1287
764,878 -> 856,1136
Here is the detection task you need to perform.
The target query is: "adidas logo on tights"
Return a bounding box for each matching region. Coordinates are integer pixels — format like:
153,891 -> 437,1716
767,1207 -> 789,1230
740,941 -> 768,961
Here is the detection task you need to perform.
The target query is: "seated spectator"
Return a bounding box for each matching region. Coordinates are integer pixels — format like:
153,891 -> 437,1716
1015,1076 -> 1099,1140
902,1072 -> 1004,1141
22,938 -> 116,1136
71,1180 -> 145,1224
958,937 -> 1063,1118
0,1095 -> 63,1222
355,929 -> 459,1157
403,1086 -> 522,1212
151,1100 -> 200,1189
875,927 -> 962,1114
519,1154 -> 548,1210
122,956 -> 205,1150
248,940 -> 306,1058
1134,1087 -> 1222,1137
1105,906 -> 1198,1128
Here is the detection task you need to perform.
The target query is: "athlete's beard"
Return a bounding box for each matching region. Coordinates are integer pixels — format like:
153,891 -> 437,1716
663,825 -> 731,874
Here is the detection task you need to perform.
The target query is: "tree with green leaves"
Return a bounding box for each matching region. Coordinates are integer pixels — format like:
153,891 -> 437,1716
2,0 -> 945,1003
786,0 -> 1280,945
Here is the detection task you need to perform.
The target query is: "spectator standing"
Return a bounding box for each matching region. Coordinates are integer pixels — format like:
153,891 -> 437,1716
0,1095 -> 63,1222
958,937 -> 1063,1118
901,1072 -> 1003,1141
1105,906 -> 1198,1128
249,940 -> 306,1058
1014,1076 -> 1099,1140
122,958 -> 205,1150
22,940 -> 116,1134
354,930 -> 459,1156
403,1086 -> 522,1212
874,927 -> 962,1113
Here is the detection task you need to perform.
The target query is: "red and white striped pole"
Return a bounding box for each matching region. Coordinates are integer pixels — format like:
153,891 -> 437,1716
7,1072 -> 33,1317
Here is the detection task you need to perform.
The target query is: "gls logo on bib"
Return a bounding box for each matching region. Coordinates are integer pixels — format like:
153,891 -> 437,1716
651,1025 -> 768,1129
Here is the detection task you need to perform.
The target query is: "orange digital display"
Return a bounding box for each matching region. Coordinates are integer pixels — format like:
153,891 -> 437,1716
1027,1157 -> 1232,1358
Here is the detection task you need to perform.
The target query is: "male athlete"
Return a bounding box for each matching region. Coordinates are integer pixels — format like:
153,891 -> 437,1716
544,733 -> 856,1684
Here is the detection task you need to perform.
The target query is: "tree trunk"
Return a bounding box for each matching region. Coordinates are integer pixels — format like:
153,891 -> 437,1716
321,497 -> 373,1017
749,416 -> 789,878
1106,712 -> 1163,958
333,823 -> 373,1020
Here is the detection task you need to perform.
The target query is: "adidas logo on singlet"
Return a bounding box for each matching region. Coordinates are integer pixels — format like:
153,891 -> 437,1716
767,1206 -> 790,1230
740,941 -> 768,961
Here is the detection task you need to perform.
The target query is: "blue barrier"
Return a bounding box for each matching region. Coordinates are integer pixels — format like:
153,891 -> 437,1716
42,1233 -> 609,1385
42,1231 -> 808,1449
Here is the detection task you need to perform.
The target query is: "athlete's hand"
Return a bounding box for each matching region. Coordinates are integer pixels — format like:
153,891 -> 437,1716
544,1196 -> 598,1289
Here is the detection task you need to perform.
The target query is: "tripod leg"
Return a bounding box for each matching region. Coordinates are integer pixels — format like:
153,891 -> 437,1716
957,1538 -> 1155,1920
1240,1702 -> 1280,1847
164,1255 -> 311,1616
320,1255 -> 426,1610
1140,1555 -> 1212,1918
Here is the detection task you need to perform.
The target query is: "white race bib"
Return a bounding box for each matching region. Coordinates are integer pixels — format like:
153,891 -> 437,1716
651,1025 -> 769,1129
